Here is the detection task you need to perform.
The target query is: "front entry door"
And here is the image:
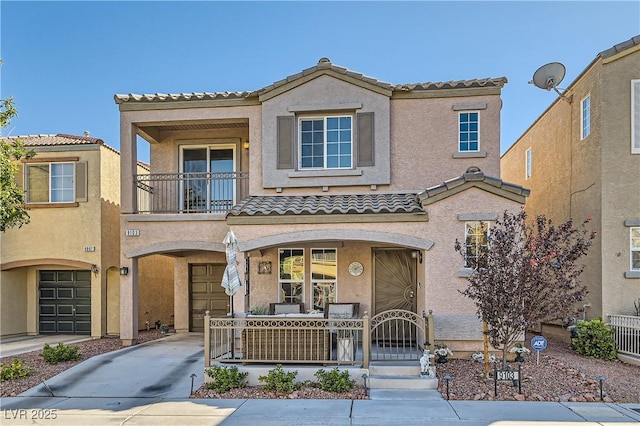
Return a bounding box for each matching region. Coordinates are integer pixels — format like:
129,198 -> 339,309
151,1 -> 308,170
373,249 -> 417,314
189,264 -> 228,332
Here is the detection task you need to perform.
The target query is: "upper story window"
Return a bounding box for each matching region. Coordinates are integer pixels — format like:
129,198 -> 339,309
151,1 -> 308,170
25,162 -> 75,203
631,227 -> 640,271
632,80 -> 640,154
581,95 -> 591,140
525,148 -> 532,180
299,116 -> 352,169
459,112 -> 479,152
464,221 -> 489,268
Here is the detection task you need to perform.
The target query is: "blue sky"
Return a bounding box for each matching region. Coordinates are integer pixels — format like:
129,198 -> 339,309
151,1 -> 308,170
1,1 -> 638,162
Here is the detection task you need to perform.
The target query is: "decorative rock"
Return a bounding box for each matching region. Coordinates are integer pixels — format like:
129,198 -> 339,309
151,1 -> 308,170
514,394 -> 526,401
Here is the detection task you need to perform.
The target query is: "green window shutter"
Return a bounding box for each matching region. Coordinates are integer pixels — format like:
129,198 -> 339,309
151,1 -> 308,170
75,161 -> 88,202
357,112 -> 375,166
277,115 -> 295,169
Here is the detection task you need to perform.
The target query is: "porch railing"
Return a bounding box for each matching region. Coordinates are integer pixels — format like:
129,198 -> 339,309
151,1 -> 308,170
204,310 -> 436,369
134,172 -> 249,214
608,314 -> 640,357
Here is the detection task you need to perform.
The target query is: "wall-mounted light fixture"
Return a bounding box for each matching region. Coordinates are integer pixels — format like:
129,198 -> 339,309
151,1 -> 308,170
119,266 -> 129,276
242,140 -> 250,150
91,264 -> 99,275
411,250 -> 423,263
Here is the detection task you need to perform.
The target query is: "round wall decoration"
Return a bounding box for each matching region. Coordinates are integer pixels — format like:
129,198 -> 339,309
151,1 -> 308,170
348,261 -> 364,276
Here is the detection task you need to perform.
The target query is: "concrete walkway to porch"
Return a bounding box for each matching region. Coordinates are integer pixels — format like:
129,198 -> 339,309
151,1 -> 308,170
0,334 -> 93,358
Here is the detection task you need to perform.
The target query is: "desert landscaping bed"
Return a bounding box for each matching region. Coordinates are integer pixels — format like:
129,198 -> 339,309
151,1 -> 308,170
2,331 -> 638,402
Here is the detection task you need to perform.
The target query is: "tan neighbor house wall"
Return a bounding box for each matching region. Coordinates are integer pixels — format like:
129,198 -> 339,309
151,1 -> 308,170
501,38 -> 640,320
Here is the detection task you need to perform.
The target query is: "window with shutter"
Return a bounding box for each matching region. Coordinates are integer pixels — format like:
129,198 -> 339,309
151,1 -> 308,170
357,112 -> 374,166
277,116 -> 295,169
75,161 -> 88,202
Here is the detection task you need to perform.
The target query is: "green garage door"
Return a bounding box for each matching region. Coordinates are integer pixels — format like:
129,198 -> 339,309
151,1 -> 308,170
39,270 -> 91,334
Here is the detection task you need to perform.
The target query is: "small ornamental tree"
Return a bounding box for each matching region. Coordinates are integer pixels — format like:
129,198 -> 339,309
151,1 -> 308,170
454,209 -> 596,367
1,91 -> 34,232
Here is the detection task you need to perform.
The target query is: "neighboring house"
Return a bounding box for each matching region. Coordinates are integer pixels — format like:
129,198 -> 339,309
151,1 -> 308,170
501,36 -> 640,333
115,58 -> 529,354
0,134 -> 173,338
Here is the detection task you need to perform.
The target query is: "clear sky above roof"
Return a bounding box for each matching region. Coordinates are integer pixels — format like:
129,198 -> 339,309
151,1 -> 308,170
1,1 -> 638,162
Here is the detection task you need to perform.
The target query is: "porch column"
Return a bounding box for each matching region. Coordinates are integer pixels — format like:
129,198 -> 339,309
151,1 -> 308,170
120,117 -> 137,214
120,257 -> 139,346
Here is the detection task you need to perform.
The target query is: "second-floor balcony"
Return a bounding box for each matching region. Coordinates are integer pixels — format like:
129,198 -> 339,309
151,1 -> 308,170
134,172 -> 249,214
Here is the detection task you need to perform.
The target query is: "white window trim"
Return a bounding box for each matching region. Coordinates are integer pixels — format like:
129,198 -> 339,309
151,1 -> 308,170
25,161 -> 76,203
458,111 -> 480,152
298,115 -> 354,170
525,147 -> 532,180
278,248 -> 305,304
310,248 -> 338,311
581,94 -> 591,140
632,80 -> 640,154
631,227 -> 640,271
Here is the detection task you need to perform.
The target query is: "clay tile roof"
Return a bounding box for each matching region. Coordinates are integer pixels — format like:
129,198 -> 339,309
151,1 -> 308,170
227,193 -> 424,217
418,166 -> 530,205
114,58 -> 506,104
599,35 -> 640,59
2,133 -> 119,154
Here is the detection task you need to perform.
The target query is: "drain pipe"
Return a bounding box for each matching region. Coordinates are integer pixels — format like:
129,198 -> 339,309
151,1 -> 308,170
582,304 -> 590,321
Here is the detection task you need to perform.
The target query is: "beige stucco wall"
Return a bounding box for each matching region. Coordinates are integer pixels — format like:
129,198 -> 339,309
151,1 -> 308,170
0,269 -> 28,336
261,74 -> 391,189
137,254 -> 175,330
502,48 -> 640,319
390,95 -> 501,191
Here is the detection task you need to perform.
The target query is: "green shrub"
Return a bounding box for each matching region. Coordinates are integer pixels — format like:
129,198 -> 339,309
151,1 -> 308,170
0,358 -> 30,382
314,367 -> 355,393
259,364 -> 300,393
205,365 -> 248,393
41,342 -> 81,364
571,318 -> 617,360
250,306 -> 269,315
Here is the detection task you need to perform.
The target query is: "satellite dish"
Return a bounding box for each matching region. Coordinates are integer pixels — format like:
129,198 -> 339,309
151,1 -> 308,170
530,62 -> 566,91
529,62 -> 572,103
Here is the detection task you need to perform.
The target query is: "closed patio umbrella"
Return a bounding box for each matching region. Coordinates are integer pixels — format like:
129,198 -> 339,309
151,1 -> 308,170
221,230 -> 242,301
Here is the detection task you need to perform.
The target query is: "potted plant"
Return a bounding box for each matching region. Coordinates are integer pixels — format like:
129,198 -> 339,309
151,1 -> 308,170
434,344 -> 453,363
509,343 -> 530,362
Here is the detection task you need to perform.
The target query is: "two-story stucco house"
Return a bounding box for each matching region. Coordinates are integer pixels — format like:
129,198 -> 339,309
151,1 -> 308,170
0,133 -> 173,338
115,58 -> 529,355
501,36 -> 640,335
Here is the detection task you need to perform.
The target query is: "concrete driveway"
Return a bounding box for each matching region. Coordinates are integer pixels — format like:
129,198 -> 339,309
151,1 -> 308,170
18,333 -> 204,399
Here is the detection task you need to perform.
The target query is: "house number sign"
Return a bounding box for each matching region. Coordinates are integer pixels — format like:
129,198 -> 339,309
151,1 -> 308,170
125,229 -> 140,237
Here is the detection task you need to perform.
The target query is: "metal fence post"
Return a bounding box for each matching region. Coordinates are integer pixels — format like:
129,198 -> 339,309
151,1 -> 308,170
362,314 -> 370,369
204,310 -> 211,368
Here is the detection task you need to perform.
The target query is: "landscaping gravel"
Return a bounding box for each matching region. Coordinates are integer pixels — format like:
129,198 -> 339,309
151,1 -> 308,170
2,331 -> 638,402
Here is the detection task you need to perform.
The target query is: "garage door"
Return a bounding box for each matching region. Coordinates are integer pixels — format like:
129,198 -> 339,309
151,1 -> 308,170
190,264 -> 228,332
39,270 -> 91,334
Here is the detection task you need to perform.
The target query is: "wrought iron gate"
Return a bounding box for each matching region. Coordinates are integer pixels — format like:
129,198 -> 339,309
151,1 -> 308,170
370,309 -> 427,361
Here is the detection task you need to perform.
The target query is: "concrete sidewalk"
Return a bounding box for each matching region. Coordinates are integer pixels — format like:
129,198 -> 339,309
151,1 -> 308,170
1,397 -> 639,425
0,335 -> 93,358
1,333 -> 639,425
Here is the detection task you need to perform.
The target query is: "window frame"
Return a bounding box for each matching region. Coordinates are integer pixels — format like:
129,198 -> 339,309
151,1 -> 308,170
464,221 -> 490,268
632,79 -> 640,154
278,248 -> 305,305
25,161 -> 76,204
310,248 -> 337,312
631,227 -> 640,271
298,115 -> 353,170
581,94 -> 591,140
458,111 -> 480,152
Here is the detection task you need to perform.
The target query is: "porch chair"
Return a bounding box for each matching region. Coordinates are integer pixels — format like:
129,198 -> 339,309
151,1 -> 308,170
325,303 -> 360,360
269,302 -> 305,315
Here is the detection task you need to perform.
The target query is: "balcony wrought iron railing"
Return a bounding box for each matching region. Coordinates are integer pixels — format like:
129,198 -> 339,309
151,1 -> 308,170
134,172 -> 249,214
